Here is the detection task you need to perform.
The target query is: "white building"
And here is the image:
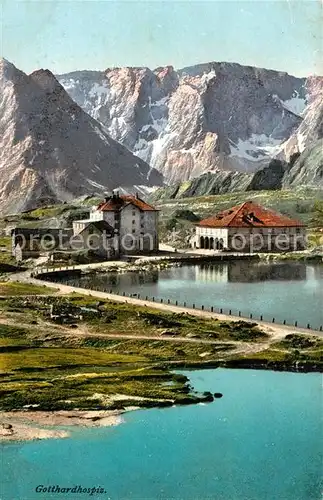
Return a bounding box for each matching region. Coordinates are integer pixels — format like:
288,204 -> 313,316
191,201 -> 306,253
73,193 -> 159,257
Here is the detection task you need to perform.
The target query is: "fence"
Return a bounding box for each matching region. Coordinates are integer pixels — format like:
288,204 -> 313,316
33,266 -> 323,333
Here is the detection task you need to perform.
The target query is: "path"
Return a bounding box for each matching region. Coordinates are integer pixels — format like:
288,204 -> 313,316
11,270 -> 322,338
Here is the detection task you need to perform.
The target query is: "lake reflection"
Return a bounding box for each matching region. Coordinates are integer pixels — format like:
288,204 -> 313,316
53,260 -> 323,329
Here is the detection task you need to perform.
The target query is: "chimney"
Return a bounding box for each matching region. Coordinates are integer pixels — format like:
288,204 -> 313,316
104,192 -> 111,202
135,192 -> 139,199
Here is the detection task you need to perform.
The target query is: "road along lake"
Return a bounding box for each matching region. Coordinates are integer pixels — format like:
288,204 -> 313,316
53,260 -> 323,330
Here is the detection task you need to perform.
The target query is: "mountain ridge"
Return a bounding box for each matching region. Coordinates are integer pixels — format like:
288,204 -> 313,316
57,60 -> 318,184
0,59 -> 162,214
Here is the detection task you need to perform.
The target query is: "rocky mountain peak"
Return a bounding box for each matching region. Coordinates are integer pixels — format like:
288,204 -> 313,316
58,60 -> 310,183
30,68 -> 66,95
0,60 -> 162,214
0,58 -> 28,87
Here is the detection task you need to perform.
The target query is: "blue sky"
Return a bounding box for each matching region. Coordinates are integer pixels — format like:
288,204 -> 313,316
1,0 -> 322,76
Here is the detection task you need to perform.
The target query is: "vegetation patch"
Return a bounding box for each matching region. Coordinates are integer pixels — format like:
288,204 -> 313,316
274,334 -> 322,350
0,290 -> 321,413
0,282 -> 57,296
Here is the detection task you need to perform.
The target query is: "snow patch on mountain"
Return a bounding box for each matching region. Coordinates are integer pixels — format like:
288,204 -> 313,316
229,134 -> 282,162
201,69 -> 216,85
57,62 -> 314,183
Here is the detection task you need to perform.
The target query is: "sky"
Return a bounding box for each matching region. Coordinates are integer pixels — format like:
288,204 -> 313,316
0,0 -> 322,77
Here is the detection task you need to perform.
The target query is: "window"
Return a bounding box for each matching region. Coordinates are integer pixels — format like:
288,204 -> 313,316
132,229 -> 136,234
132,210 -> 136,216
141,224 -> 144,228
132,220 -> 135,224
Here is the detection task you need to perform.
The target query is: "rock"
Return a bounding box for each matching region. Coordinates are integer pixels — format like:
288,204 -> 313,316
58,62 -> 307,184
160,330 -> 177,336
0,59 -> 162,214
213,392 -> 223,398
202,391 -> 214,402
282,139 -> 323,188
2,423 -> 13,430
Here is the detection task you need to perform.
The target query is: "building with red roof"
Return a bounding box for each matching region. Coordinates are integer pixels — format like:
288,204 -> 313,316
192,201 -> 306,252
73,192 -> 159,256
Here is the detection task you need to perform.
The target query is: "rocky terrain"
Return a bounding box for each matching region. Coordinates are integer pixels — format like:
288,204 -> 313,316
0,59 -> 162,215
58,61 -> 321,185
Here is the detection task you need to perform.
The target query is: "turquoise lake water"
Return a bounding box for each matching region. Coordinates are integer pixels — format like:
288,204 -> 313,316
1,369 -> 322,500
56,261 -> 323,329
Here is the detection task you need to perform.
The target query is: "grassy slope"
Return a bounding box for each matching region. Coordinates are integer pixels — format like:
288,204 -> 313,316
0,291 -> 322,412
0,282 -> 57,296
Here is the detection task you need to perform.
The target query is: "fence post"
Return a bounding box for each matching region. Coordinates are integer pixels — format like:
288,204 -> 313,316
260,315 -> 263,321
272,318 -> 275,323
229,310 -> 231,315
250,313 -> 252,319
138,294 -> 140,299
184,302 -> 186,307
145,296 -> 148,301
307,323 -> 310,329
167,299 -> 170,304
152,297 -> 155,302
175,300 -> 178,306
283,320 -> 286,325
320,326 -> 322,332
239,311 -> 241,317
193,304 -> 195,309
295,321 -> 298,327
211,306 -> 213,312
201,305 -> 204,311
161,298 -> 163,303
220,308 -> 223,314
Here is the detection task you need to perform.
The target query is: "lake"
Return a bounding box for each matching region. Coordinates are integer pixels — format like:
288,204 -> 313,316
1,369 -> 322,500
54,260 -> 323,329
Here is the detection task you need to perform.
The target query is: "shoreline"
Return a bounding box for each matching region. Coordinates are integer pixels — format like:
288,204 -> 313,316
1,358 -> 321,443
0,409 -> 127,442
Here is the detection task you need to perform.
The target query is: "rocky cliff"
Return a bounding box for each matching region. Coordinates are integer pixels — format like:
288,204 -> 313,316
0,59 -> 162,214
282,139 -> 323,188
58,62 -> 310,184
280,77 -> 323,160
152,158 -> 290,201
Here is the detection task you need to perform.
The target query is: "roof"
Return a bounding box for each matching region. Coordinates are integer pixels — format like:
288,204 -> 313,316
197,201 -> 305,228
97,195 -> 157,212
79,220 -> 114,234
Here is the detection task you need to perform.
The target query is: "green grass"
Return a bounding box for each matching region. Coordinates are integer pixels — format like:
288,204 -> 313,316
0,282 -> 57,296
21,205 -> 73,219
0,292 -> 321,412
0,237 -> 11,250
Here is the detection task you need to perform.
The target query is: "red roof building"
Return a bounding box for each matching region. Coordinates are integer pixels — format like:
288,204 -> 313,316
193,201 -> 306,253
96,194 -> 157,213
198,201 -> 305,229
84,192 -> 159,255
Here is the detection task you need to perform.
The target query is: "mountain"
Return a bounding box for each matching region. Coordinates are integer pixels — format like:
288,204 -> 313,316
0,59 -> 162,214
151,158 -> 289,201
280,76 -> 323,160
58,61 -> 310,184
282,139 -> 323,188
